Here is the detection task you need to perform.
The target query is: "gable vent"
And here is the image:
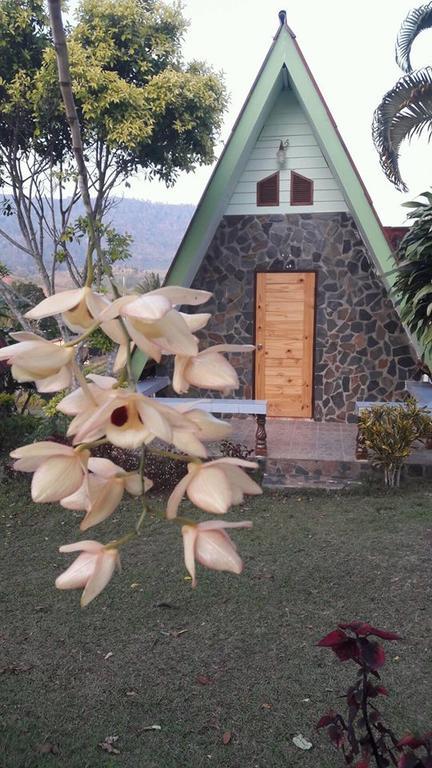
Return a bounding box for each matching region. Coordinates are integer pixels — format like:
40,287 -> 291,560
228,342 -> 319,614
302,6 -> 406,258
290,171 -> 314,205
257,172 -> 279,207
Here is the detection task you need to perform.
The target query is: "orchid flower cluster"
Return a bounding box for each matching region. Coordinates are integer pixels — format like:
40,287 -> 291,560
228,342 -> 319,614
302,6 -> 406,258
0,285 -> 262,606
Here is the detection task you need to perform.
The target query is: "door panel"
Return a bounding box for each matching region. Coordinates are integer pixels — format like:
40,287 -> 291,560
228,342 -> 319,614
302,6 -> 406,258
255,272 -> 315,418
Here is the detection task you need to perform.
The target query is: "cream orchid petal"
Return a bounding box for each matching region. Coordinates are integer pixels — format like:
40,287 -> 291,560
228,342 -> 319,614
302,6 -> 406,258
194,529 -> 244,575
56,387 -> 89,415
124,473 -> 152,495
80,480 -> 124,531
200,344 -> 255,354
120,293 -> 172,320
88,457 -> 123,478
55,551 -> 97,590
86,374 -> 118,389
184,353 -> 239,391
124,318 -> 162,362
17,342 -> 73,370
12,457 -> 47,472
182,409 -> 232,441
136,399 -> 172,443
166,472 -> 194,519
59,540 -> 104,554
172,355 -> 190,394
60,477 -> 91,511
68,413 -> 106,443
179,312 -> 211,332
153,310 -> 199,356
34,365 -> 72,392
113,343 -> 128,372
220,465 -> 262,497
171,430 -> 207,458
94,295 -> 135,321
73,397 -> 116,444
181,525 -> 198,587
187,466 -> 233,515
10,331 -> 43,342
196,520 -> 253,532
11,441 -> 74,460
31,456 -> 84,503
81,549 -> 119,607
207,457 -> 259,470
25,289 -> 86,319
149,287 -> 212,306
105,426 -> 152,450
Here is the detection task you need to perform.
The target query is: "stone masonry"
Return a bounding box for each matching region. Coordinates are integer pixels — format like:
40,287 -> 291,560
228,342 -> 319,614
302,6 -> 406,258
187,212 -> 418,422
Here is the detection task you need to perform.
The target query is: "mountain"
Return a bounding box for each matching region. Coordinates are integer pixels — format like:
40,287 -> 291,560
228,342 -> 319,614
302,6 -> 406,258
0,198 -> 195,277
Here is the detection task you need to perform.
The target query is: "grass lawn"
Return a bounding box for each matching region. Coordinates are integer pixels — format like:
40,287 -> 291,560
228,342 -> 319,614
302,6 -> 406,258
1,476 -> 431,768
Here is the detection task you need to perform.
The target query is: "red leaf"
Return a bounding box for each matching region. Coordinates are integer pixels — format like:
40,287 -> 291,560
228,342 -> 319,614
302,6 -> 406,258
398,752 -> 422,768
318,629 -> 348,647
397,734 -> 425,749
222,731 -> 232,745
366,683 -> 388,698
328,724 -> 345,749
317,711 -> 337,729
317,629 -> 359,662
354,762 -> 370,768
339,622 -> 400,641
359,639 -> 386,670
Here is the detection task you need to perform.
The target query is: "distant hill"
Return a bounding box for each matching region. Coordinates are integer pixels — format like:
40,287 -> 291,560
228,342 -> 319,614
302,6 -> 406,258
0,198 -> 195,277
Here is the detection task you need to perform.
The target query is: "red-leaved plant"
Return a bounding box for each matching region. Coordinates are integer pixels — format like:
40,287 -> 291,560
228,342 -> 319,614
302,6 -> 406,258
317,622 -> 432,767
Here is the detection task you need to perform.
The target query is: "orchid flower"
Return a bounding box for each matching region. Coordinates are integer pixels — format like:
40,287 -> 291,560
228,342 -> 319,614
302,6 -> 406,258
0,332 -> 74,392
71,389 -> 182,449
55,540 -> 120,606
173,344 -> 255,394
24,286 -> 127,345
100,286 -> 212,362
10,442 -> 89,503
182,520 -> 253,587
61,457 -> 152,530
57,374 -> 119,442
167,457 -> 262,518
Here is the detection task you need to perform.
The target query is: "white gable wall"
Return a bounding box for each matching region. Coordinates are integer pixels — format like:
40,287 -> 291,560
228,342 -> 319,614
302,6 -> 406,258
226,90 -> 349,215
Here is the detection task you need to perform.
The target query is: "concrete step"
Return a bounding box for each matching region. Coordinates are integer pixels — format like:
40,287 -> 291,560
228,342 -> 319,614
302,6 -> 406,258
261,454 -> 432,489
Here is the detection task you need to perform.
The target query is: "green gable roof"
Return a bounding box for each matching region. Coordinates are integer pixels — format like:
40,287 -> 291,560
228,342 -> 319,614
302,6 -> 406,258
133,13 -> 421,376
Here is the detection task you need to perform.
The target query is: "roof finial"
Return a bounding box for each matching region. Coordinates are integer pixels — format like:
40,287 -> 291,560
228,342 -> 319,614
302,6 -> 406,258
278,10 -> 287,25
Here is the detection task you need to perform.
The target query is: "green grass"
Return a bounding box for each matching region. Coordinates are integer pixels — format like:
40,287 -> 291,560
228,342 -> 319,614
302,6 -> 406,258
1,477 -> 432,767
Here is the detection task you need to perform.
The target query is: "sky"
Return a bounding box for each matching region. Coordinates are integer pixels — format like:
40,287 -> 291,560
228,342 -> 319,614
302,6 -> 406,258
89,1 -> 432,224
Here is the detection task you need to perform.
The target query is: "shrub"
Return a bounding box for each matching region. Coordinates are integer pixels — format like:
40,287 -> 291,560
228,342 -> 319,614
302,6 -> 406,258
91,443 -> 187,492
358,397 -> 432,487
317,621 -> 432,768
219,440 -> 254,460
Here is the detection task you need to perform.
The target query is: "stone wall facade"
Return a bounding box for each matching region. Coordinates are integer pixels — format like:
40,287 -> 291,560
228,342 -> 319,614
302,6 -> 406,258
187,212 -> 418,422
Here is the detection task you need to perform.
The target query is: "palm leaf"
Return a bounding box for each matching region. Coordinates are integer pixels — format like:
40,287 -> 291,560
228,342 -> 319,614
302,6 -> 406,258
396,2 -> 432,73
372,67 -> 432,190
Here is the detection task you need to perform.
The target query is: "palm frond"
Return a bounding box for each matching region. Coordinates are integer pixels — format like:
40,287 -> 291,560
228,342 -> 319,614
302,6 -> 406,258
372,67 -> 432,190
396,2 -> 432,73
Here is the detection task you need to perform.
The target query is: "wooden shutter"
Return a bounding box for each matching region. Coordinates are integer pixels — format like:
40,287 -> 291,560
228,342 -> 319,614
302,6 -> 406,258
290,171 -> 314,206
257,172 -> 279,206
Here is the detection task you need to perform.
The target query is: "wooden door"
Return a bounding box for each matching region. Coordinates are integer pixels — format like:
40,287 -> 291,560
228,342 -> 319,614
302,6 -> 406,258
255,272 -> 315,418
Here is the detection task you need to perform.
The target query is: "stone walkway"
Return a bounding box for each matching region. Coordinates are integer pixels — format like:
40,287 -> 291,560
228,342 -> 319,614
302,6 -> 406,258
228,417 -> 357,461
226,417 -> 432,488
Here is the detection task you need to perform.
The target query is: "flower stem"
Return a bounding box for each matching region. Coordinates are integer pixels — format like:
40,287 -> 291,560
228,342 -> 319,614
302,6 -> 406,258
64,321 -> 101,347
72,360 -> 98,405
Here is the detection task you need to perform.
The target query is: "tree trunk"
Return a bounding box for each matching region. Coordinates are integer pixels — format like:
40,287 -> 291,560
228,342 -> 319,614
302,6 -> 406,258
47,0 -> 104,287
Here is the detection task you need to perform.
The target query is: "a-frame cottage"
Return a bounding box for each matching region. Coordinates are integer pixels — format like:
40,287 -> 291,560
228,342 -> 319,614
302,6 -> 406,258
163,11 -> 419,422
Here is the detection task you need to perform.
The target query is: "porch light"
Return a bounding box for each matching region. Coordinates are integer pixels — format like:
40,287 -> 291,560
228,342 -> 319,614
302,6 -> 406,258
276,139 -> 289,165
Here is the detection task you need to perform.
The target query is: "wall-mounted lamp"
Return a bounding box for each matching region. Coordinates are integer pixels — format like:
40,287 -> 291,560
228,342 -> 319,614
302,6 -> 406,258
276,139 -> 289,166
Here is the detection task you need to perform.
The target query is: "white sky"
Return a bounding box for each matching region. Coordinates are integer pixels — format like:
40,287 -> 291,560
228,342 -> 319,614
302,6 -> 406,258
118,0 -> 432,225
